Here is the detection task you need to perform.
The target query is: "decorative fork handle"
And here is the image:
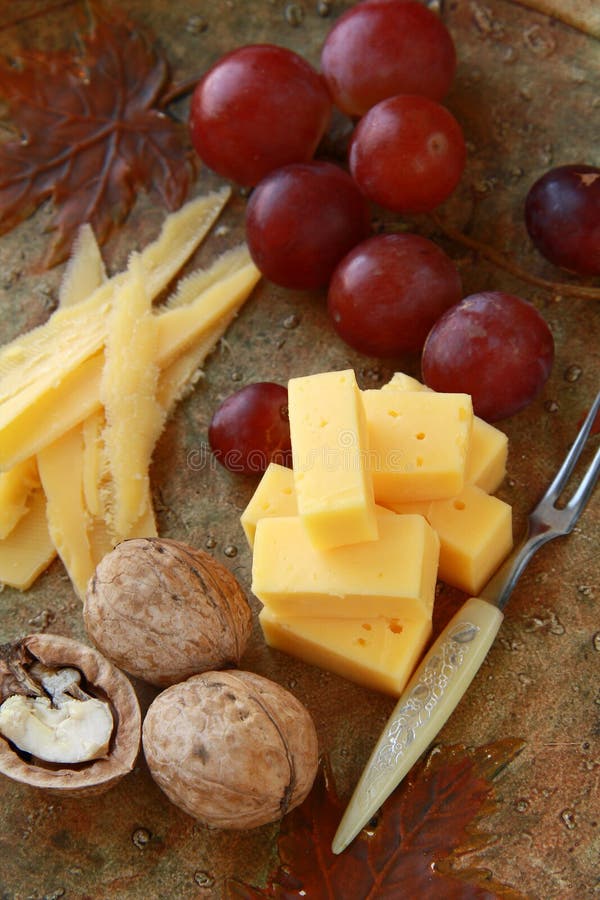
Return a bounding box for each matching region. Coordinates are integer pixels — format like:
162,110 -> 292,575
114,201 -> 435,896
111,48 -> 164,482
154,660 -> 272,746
332,596 -> 504,854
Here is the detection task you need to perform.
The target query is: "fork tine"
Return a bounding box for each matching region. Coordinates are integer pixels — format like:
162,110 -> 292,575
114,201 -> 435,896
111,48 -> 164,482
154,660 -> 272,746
564,444 -> 600,531
543,391 -> 600,503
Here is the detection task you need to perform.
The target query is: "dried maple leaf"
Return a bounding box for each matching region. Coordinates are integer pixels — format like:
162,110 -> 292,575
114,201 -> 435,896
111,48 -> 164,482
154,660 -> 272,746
0,3 -> 196,269
227,740 -> 527,900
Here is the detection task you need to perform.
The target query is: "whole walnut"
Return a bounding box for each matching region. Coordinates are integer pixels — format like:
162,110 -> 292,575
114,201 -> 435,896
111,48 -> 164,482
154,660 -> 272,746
142,670 -> 319,829
83,538 -> 253,687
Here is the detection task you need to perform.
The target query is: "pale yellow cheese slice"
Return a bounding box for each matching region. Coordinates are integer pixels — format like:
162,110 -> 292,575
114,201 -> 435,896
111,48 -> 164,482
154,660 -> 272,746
58,223 -> 107,309
288,369 -> 378,550
240,462 -> 297,549
100,253 -> 164,539
37,425 -> 95,600
0,489 -> 56,590
382,372 -> 508,493
252,509 -> 439,621
362,389 -> 473,504
0,457 -> 40,539
0,250 -> 260,472
259,608 -> 432,697
0,188 -> 231,466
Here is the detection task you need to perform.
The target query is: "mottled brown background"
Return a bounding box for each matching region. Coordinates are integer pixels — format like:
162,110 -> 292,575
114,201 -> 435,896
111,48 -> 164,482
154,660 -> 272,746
0,1 -> 598,898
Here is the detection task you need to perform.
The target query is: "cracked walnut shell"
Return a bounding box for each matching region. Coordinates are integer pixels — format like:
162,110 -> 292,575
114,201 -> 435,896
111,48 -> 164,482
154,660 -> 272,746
142,670 -> 319,829
83,537 -> 253,687
0,633 -> 141,796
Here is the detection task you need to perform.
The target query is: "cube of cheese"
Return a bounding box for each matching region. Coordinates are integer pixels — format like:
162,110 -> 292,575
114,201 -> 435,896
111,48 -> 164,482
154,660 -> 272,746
389,484 -> 513,595
240,463 -> 297,548
425,484 -> 513,595
288,369 -> 377,550
362,389 -> 473,503
252,509 -> 439,620
259,608 -> 432,697
381,373 -> 507,493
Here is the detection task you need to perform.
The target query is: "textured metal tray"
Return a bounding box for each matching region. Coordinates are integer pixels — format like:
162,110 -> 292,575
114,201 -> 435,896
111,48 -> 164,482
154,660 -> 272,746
0,1 -> 598,897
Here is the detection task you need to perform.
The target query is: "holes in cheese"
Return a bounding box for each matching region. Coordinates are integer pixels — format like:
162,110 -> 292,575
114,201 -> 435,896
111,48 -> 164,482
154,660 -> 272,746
252,510 -> 439,621
259,608 -> 432,697
389,484 -> 513,596
381,372 -> 508,493
288,369 -> 377,550
362,389 -> 473,504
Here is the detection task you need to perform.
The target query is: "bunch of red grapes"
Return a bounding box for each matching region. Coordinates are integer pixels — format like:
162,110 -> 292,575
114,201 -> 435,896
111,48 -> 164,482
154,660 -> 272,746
189,0 -> 596,471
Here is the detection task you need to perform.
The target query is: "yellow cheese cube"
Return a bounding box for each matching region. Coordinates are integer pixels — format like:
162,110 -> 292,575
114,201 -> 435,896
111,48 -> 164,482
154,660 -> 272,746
381,373 -> 507,493
288,369 -> 377,550
465,418 -> 508,494
240,463 -> 297,548
423,484 -> 512,595
252,510 -> 439,621
259,608 -> 432,697
362,389 -> 473,503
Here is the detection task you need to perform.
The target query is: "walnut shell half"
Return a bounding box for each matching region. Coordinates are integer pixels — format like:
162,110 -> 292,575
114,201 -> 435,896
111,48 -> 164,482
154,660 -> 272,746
142,670 -> 319,829
84,538 -> 253,687
0,633 -> 141,797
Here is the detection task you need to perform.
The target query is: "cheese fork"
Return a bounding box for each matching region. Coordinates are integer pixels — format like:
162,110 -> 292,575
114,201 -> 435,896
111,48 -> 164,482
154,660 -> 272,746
333,390 -> 600,855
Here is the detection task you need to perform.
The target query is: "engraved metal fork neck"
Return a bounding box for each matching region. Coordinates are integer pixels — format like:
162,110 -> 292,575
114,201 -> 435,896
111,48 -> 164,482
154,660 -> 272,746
482,390 -> 600,612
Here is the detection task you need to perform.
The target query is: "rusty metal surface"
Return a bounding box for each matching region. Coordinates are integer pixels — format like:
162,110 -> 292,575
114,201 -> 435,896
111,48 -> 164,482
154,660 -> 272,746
0,1 -> 599,898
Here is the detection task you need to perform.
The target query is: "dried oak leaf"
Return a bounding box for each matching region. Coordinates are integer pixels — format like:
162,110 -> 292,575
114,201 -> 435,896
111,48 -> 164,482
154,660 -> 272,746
0,4 -> 196,269
227,739 -> 528,900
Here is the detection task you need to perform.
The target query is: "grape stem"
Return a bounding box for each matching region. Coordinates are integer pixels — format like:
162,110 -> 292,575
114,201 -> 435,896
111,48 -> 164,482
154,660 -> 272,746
430,212 -> 600,301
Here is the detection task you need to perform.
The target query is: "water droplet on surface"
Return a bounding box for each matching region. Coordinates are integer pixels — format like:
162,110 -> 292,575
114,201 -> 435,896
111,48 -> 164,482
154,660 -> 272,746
523,24 -> 556,57
544,399 -> 559,413
515,798 -> 529,812
283,313 -> 300,330
132,827 -> 151,848
564,365 -> 582,383
205,536 -> 217,549
224,544 -> 238,558
231,371 -> 242,382
194,871 -> 214,887
517,672 -> 532,686
284,3 -> 304,26
592,632 -> 600,652
186,15 -> 208,34
578,584 -> 595,599
316,0 -> 332,16
560,809 -> 577,830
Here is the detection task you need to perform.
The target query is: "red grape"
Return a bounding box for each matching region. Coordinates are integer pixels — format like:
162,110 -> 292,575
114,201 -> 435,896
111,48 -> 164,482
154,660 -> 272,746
349,94 -> 466,213
524,164 -> 600,276
245,161 -> 371,290
421,291 -> 554,421
208,383 -> 291,474
321,0 -> 456,117
327,233 -> 461,355
189,45 -> 332,186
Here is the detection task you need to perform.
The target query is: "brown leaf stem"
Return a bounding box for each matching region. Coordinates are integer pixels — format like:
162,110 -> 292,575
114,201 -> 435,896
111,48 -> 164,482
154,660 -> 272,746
430,212 -> 600,301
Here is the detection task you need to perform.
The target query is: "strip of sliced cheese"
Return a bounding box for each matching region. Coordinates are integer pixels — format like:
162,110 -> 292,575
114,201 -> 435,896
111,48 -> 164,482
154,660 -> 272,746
100,253 -> 164,539
0,189 -> 231,440
0,488 -> 56,590
0,250 -> 260,471
58,224 -> 107,309
0,457 -> 40,539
